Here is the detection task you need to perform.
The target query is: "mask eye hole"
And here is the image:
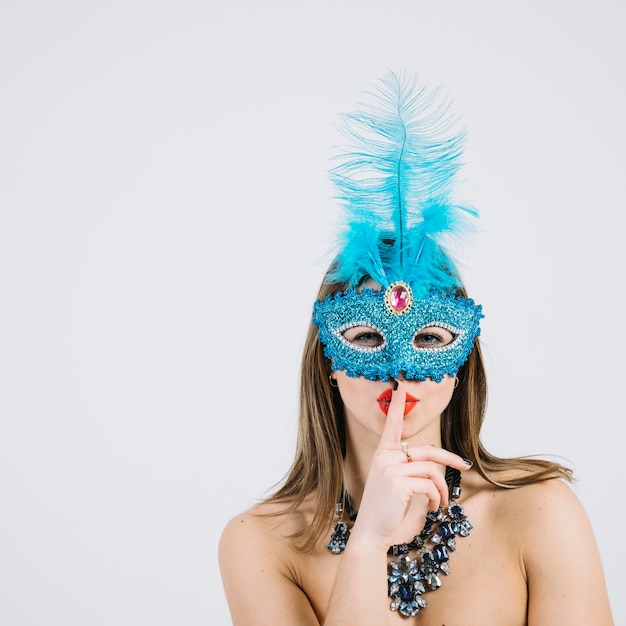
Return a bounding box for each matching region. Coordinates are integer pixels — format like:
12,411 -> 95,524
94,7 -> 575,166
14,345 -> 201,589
413,326 -> 456,349
342,325 -> 385,348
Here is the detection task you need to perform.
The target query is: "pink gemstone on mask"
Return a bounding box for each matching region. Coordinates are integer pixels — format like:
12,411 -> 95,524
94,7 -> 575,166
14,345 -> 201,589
390,285 -> 410,312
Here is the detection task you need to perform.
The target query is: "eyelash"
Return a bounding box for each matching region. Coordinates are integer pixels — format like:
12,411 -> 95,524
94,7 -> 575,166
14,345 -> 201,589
415,331 -> 446,343
342,327 -> 456,349
353,331 -> 384,344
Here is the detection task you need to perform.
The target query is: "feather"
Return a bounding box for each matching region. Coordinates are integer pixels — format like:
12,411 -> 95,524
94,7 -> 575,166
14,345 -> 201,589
326,71 -> 478,298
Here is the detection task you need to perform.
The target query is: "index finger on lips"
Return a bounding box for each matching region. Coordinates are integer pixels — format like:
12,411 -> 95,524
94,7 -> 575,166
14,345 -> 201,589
378,380 -> 406,449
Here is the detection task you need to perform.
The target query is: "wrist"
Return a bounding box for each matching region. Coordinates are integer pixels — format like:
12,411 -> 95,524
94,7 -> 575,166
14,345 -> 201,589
347,521 -> 392,555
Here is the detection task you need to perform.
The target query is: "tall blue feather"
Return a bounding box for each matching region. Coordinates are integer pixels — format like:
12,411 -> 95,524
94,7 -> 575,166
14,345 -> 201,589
326,72 -> 478,298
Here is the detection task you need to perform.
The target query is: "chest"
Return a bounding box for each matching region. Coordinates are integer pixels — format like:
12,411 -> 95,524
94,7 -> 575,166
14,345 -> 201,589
292,507 -> 529,626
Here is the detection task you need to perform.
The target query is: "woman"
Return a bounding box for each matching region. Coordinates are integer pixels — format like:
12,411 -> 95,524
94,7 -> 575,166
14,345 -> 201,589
219,73 -> 613,625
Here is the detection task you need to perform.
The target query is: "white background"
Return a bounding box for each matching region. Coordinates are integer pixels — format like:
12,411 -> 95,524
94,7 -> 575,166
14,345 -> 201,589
1,1 -> 624,624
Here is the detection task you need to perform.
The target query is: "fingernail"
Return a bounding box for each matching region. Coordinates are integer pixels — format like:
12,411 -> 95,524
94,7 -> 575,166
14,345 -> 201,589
462,458 -> 473,467
392,379 -> 398,391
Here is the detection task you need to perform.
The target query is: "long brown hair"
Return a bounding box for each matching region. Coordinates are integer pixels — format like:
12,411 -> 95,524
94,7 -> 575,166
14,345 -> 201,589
264,279 -> 573,551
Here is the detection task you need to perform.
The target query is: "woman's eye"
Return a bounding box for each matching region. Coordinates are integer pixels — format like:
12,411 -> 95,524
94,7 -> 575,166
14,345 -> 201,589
342,326 -> 385,347
414,327 -> 455,348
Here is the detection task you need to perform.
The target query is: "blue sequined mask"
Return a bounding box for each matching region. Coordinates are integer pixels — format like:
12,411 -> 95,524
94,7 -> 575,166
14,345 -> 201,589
313,283 -> 483,382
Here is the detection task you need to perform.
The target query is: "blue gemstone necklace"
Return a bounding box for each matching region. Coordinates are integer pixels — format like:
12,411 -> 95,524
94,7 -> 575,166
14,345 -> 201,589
328,466 -> 473,619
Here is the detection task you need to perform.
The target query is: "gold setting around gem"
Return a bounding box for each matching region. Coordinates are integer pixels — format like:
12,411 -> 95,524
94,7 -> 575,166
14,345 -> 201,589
384,280 -> 414,316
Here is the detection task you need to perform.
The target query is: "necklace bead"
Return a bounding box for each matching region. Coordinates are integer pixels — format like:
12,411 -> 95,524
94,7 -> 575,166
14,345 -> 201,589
328,466 -> 472,618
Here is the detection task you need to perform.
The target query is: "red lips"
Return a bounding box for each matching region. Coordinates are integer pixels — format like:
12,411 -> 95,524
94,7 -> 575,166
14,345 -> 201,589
377,387 -> 419,416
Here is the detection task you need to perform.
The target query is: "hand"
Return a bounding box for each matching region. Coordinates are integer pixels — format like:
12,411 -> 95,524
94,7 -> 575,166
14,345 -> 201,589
351,380 -> 471,551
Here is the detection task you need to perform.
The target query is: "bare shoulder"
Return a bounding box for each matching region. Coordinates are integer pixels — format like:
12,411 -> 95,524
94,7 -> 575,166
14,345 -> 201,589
506,472 -> 578,504
219,499 -> 303,574
500,477 -> 592,556
221,494 -> 314,539
219,498 -> 321,626
464,471 -> 613,625
499,475 -> 582,520
220,500 -> 288,545
468,470 -> 590,536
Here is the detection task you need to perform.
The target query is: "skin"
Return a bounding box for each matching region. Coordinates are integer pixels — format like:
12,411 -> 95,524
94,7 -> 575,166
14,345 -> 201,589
219,379 -> 613,625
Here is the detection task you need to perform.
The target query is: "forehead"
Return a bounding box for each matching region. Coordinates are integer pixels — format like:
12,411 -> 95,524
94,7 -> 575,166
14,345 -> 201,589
360,277 -> 382,292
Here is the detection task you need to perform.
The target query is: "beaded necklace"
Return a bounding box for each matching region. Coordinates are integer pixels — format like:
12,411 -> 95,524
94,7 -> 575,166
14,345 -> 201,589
328,466 -> 473,618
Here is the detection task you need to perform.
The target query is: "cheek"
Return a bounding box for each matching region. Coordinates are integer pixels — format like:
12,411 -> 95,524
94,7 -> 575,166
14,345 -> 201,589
335,376 -> 374,418
420,379 -> 455,412
337,381 -> 362,412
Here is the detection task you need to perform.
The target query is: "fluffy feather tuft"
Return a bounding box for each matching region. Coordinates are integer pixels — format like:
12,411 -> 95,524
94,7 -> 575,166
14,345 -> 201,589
326,71 -> 478,297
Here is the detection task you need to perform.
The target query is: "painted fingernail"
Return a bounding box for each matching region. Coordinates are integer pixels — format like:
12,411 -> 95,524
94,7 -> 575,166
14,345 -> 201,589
462,458 -> 473,466
392,379 -> 398,391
